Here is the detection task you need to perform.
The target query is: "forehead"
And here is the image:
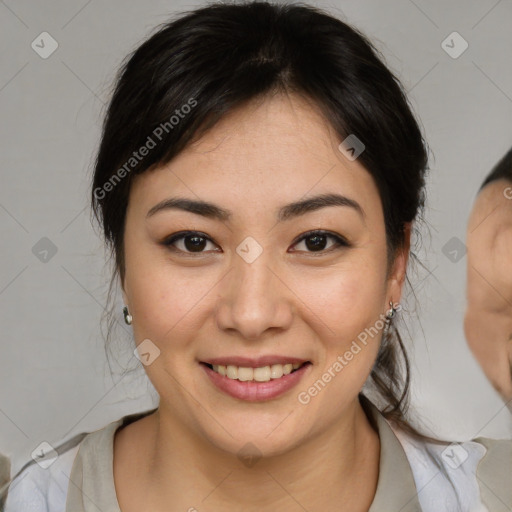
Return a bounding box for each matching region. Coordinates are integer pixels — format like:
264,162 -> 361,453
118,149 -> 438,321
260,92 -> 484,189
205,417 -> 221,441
129,93 -> 382,221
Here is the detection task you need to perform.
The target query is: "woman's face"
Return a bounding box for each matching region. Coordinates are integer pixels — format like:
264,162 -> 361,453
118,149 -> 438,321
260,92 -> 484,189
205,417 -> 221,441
122,92 -> 407,456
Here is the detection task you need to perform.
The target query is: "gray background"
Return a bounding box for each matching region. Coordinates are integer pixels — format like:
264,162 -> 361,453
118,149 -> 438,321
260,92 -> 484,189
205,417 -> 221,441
1,0 -> 511,475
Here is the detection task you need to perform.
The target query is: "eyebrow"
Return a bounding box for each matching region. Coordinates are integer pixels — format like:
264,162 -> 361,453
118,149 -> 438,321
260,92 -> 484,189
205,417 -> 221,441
146,193 -> 365,222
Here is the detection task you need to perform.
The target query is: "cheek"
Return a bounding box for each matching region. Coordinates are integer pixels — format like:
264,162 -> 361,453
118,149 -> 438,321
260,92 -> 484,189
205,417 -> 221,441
295,271 -> 384,418
289,257 -> 387,398
129,268 -> 220,343
123,235 -> 219,344
292,255 -> 387,337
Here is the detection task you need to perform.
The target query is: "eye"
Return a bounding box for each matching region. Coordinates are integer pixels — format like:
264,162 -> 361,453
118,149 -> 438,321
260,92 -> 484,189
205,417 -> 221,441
161,229 -> 350,256
162,231 -> 219,255
290,230 -> 350,254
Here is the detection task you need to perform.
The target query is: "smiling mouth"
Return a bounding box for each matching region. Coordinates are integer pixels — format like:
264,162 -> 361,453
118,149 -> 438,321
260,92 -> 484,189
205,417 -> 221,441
202,362 -> 310,382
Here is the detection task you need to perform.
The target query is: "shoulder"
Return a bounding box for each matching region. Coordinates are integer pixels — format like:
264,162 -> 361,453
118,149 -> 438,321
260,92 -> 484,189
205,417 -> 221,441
3,408 -> 158,512
3,420 -> 120,512
3,442 -> 81,512
391,424 -> 512,511
471,435 -> 512,510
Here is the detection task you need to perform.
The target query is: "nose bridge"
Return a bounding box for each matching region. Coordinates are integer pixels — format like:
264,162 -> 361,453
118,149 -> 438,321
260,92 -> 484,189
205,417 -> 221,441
216,243 -> 291,339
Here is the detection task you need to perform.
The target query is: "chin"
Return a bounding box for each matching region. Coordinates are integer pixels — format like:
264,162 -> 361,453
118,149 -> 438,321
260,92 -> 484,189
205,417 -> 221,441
199,414 -> 308,461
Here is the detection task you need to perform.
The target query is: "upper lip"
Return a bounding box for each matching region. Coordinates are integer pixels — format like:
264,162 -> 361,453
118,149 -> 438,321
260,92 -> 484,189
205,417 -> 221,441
201,355 -> 310,367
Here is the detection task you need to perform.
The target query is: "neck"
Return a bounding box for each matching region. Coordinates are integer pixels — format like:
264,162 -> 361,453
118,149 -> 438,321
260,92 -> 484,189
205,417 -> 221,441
127,397 -> 380,511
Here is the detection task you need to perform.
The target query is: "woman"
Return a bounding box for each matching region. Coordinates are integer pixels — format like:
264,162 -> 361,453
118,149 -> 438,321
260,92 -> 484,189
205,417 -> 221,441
3,2 -> 511,511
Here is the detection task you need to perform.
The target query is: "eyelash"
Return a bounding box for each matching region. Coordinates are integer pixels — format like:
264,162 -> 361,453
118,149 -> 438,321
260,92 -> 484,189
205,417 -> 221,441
161,229 -> 350,257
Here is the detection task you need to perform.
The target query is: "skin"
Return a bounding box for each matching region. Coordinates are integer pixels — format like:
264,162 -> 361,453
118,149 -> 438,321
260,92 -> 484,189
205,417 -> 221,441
465,178 -> 512,404
114,91 -> 409,511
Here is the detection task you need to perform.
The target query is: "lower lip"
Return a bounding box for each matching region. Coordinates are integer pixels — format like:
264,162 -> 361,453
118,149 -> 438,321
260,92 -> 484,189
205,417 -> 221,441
200,362 -> 312,402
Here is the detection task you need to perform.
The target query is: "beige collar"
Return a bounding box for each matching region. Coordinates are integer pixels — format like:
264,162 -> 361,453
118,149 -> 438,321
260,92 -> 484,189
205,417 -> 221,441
65,397 -> 423,511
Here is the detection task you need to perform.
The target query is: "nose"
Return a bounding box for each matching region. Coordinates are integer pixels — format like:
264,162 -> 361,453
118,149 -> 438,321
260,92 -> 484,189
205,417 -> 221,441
215,250 -> 294,340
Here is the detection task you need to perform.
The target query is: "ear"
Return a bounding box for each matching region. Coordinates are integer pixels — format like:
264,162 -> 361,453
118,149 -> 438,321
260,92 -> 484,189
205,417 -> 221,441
387,222 -> 411,305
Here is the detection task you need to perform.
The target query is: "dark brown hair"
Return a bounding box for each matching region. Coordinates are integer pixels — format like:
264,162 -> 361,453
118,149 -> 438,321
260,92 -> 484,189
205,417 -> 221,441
480,146 -> 512,190
90,1 -> 436,440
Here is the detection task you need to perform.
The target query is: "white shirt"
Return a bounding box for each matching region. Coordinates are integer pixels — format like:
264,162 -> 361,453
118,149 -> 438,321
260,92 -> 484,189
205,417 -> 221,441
4,399 -> 511,511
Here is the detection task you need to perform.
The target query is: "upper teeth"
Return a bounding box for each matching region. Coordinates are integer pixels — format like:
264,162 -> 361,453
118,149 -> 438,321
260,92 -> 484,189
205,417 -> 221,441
212,363 -> 303,382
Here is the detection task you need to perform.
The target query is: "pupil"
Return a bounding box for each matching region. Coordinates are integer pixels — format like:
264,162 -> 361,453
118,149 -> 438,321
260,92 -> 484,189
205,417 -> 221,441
185,235 -> 206,252
306,234 -> 326,251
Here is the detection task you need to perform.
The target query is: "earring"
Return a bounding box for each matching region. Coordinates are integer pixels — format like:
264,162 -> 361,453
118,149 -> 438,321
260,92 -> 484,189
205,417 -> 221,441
383,301 -> 399,334
123,306 -> 132,325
